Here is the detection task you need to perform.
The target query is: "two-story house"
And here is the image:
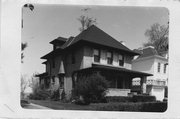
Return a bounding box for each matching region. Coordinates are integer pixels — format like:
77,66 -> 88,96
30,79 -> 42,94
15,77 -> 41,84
37,25 -> 152,99
132,46 -> 168,101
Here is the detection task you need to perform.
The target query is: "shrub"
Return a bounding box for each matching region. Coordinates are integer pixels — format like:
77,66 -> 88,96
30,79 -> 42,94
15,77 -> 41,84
96,102 -> 167,112
50,88 -> 60,101
106,96 -> 133,102
74,73 -> 109,105
29,89 -> 51,100
132,94 -> 156,102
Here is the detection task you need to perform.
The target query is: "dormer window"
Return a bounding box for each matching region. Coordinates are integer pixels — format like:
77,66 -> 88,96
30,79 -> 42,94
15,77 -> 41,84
119,54 -> 124,66
94,49 -> 100,63
107,51 -> 113,64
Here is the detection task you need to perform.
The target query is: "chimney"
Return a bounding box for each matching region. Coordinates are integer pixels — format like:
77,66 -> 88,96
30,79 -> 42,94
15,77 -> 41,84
120,41 -> 126,46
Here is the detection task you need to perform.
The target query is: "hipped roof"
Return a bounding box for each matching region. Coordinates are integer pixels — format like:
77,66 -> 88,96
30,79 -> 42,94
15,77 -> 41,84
41,25 -> 139,59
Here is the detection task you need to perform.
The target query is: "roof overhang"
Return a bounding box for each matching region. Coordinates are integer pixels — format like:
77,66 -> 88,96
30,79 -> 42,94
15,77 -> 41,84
75,63 -> 153,78
35,72 -> 48,77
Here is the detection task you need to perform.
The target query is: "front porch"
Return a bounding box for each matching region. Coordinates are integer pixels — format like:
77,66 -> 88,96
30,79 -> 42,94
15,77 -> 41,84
73,64 -> 152,97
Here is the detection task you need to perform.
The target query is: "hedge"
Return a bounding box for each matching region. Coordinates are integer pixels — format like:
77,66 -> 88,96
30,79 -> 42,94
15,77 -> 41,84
106,96 -> 132,102
106,95 -> 156,103
132,95 -> 156,102
96,102 -> 167,112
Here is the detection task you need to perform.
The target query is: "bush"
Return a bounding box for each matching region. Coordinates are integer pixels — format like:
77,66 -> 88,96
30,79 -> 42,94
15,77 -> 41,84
96,102 -> 167,112
106,96 -> 133,102
50,88 -> 60,101
132,94 -> 156,102
29,89 -> 51,100
74,73 -> 109,105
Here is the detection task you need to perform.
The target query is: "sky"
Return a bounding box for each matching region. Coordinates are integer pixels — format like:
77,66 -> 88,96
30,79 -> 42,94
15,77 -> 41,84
21,4 -> 169,78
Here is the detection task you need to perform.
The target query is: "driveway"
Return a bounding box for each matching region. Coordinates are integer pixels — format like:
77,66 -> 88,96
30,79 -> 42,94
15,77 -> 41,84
22,103 -> 52,109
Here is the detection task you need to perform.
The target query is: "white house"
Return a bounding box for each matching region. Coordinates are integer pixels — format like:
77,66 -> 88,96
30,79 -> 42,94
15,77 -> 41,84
132,46 -> 168,101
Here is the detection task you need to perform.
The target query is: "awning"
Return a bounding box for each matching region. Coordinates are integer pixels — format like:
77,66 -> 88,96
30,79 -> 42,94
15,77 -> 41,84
75,63 -> 153,78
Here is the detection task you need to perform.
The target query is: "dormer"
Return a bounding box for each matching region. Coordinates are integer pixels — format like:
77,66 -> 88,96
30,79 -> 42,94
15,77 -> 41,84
50,37 -> 67,50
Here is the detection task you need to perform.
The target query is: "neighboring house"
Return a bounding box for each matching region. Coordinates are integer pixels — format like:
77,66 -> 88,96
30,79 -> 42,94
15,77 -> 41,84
132,46 -> 168,101
37,25 -> 152,99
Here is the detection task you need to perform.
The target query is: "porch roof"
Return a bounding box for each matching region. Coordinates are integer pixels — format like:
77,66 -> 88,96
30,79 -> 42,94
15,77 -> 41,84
75,64 -> 153,78
35,72 -> 48,77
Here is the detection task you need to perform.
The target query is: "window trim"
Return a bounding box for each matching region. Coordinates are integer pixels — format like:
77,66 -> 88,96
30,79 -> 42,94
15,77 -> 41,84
119,54 -> 124,66
164,64 -> 167,74
93,48 -> 100,63
107,51 -> 113,64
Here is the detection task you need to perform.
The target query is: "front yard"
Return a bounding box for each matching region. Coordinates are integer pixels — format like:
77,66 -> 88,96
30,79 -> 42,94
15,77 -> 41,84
27,99 -> 167,112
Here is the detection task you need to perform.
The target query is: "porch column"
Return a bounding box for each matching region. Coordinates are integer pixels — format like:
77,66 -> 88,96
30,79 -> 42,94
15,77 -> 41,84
140,76 -> 147,94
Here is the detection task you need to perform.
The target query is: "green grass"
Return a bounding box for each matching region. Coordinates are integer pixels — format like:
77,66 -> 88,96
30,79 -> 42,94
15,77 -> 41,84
28,99 -> 167,112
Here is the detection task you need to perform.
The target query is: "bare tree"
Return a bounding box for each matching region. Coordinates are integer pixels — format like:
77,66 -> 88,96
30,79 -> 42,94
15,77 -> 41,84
78,8 -> 97,32
21,4 -> 34,63
144,23 -> 169,54
21,75 -> 29,99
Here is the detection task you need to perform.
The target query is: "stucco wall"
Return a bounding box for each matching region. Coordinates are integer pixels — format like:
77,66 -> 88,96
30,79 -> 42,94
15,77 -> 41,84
83,46 -> 133,69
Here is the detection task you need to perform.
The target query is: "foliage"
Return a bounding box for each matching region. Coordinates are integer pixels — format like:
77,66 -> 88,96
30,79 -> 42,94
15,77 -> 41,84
21,75 -> 29,99
21,42 -> 27,63
132,94 -> 156,102
96,102 -> 167,112
78,8 -> 97,32
144,23 -> 169,54
50,88 -> 60,101
29,89 -> 51,100
74,73 -> 109,105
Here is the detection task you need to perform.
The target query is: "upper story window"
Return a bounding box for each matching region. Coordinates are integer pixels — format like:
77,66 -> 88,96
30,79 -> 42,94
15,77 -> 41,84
119,54 -> 124,66
158,62 -> 161,73
94,49 -> 100,63
72,52 -> 75,64
164,64 -> 167,74
107,51 -> 113,64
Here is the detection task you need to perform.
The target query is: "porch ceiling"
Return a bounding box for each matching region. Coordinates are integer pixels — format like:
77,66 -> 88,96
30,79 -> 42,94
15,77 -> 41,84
75,64 -> 153,78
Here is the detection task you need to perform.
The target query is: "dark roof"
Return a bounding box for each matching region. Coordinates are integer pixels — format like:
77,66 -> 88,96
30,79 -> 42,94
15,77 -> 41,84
136,47 -> 158,59
75,63 -> 153,77
41,25 -> 140,59
50,37 -> 67,44
64,25 -> 139,55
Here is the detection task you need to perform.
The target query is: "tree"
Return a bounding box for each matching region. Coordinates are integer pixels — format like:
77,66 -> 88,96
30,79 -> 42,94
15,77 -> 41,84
21,75 -> 29,99
21,42 -> 27,63
78,8 -> 97,32
144,23 -> 169,54
21,4 -> 34,63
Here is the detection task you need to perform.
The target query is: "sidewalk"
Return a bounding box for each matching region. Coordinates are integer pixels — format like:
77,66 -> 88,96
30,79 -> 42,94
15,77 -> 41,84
23,103 -> 52,110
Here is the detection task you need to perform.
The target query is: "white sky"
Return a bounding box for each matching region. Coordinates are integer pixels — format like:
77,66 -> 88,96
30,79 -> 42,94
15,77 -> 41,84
21,5 -> 169,78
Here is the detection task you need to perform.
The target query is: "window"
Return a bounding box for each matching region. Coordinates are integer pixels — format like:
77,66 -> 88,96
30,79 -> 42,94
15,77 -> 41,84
107,51 -> 113,64
52,76 -> 55,84
158,62 -> 161,73
72,52 -> 75,64
119,54 -> 124,66
164,64 -> 167,73
52,59 -> 55,68
94,49 -> 100,62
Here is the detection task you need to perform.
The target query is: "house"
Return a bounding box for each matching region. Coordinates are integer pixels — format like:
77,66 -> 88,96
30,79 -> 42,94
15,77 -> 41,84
132,46 -> 168,101
37,25 -> 152,99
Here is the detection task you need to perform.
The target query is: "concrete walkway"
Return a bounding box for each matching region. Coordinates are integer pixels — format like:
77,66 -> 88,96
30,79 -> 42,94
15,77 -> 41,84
23,103 -> 52,110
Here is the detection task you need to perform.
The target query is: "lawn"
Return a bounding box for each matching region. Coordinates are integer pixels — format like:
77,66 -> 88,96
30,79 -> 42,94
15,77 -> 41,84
28,99 -> 167,112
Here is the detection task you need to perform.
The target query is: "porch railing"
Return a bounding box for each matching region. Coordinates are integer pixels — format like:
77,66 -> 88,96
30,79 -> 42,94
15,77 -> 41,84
106,88 -> 131,96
